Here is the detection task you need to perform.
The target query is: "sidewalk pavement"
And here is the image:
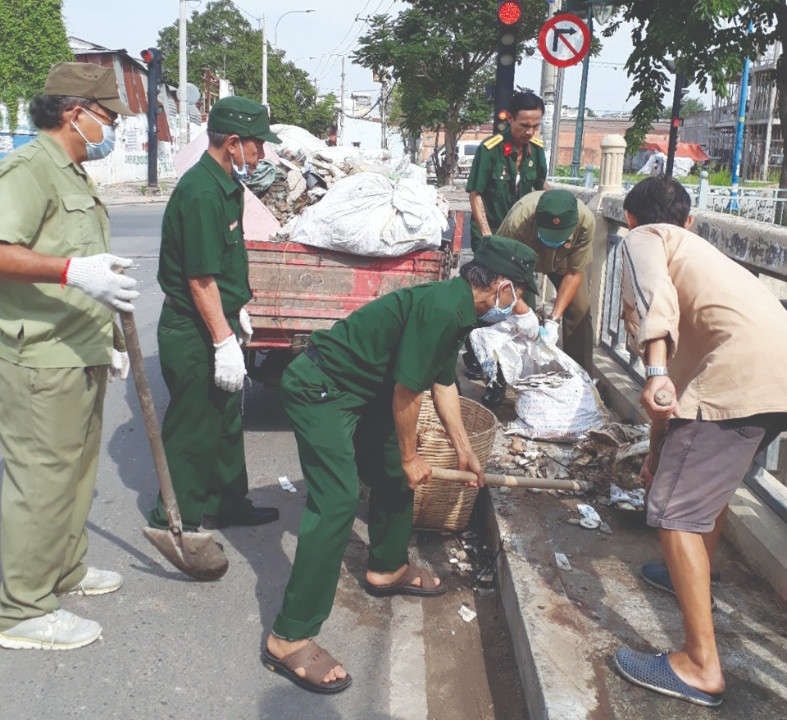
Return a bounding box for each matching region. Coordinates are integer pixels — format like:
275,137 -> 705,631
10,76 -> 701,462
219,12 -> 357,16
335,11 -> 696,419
459,373 -> 787,720
98,181 -> 173,206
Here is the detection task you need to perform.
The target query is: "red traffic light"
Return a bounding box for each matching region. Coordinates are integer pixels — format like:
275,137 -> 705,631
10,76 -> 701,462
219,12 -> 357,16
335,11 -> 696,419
497,1 -> 522,25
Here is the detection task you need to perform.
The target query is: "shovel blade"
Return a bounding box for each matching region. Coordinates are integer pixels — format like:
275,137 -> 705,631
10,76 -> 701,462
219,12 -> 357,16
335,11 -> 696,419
143,526 -> 229,581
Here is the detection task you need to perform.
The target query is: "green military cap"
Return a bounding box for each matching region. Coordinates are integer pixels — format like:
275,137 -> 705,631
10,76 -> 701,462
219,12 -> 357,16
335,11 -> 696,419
474,235 -> 538,294
44,62 -> 133,116
535,189 -> 578,247
208,96 -> 281,143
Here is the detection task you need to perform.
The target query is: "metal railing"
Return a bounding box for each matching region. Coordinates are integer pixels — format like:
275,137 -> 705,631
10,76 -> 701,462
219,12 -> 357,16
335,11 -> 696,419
683,171 -> 787,225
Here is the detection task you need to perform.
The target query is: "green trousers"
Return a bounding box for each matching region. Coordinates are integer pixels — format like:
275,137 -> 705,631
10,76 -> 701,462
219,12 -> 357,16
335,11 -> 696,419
273,353 -> 414,640
0,360 -> 105,629
148,305 -> 248,529
547,271 -> 594,373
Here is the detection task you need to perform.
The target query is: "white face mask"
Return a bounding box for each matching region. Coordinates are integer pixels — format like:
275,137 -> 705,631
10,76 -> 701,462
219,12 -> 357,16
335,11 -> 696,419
71,107 -> 116,161
232,142 -> 249,180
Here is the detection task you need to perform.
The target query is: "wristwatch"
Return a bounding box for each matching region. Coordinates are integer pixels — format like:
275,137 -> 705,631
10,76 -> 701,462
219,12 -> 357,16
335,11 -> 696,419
644,365 -> 668,378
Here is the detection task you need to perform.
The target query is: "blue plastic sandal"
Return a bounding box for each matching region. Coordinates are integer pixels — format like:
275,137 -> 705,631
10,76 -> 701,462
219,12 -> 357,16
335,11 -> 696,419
614,647 -> 724,707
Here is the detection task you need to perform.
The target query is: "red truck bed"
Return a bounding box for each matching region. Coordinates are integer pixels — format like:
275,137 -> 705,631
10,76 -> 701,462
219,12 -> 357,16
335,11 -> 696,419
245,211 -> 464,351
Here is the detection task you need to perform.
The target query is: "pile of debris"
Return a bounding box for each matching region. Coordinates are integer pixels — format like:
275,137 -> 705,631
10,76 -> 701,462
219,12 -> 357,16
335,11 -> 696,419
491,421 -> 651,504
245,123 -> 409,229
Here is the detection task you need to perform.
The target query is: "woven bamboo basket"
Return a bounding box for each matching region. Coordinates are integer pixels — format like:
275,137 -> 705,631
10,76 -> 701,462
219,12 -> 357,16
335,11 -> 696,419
413,392 -> 497,532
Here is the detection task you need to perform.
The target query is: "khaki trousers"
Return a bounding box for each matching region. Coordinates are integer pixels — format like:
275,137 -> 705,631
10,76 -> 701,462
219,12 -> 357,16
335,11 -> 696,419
0,360 -> 105,628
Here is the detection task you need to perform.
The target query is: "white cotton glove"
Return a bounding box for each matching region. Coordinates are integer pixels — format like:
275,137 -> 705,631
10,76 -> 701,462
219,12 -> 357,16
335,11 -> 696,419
511,309 -> 539,341
538,318 -> 560,345
65,254 -> 139,312
109,348 -> 130,381
213,333 -> 247,392
238,307 -> 253,345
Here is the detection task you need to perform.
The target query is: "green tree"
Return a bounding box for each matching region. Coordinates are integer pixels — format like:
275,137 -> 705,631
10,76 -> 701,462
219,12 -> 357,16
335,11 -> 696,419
680,96 -> 707,119
156,0 -> 335,136
0,0 -> 72,127
354,0 -> 545,185
606,2 -> 787,185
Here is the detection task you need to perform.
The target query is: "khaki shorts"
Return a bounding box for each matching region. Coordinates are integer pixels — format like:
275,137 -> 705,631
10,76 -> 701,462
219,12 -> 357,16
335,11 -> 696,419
647,414 -> 785,533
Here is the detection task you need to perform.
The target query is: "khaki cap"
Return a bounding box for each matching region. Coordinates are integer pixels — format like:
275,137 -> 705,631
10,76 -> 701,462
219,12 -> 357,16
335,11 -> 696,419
44,62 -> 133,116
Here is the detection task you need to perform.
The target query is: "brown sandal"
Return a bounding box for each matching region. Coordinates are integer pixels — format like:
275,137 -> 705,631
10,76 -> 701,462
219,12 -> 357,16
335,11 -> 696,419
364,564 -> 447,597
263,639 -> 352,694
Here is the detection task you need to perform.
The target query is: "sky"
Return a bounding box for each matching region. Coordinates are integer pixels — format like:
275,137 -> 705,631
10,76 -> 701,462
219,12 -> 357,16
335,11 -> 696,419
60,0 -> 690,116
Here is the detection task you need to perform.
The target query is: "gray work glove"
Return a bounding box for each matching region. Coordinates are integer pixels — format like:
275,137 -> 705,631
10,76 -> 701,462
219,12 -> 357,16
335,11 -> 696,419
213,334 -> 247,392
238,307 -> 253,345
65,254 -> 139,312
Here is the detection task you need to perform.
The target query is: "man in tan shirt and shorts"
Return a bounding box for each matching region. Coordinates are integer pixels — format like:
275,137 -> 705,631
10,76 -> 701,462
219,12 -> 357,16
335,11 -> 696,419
614,176 -> 787,707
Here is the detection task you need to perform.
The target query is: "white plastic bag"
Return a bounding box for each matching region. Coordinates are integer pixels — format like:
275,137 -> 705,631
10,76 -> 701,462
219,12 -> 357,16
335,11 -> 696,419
289,172 -> 446,256
508,339 -> 606,442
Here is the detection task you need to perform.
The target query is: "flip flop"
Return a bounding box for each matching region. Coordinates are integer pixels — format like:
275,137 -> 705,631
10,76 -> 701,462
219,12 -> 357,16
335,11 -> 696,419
263,639 -> 352,694
364,564 -> 447,598
614,647 -> 724,707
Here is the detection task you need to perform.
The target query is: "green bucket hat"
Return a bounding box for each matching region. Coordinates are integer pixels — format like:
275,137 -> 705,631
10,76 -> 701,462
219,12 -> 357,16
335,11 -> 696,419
208,96 -> 281,143
535,189 -> 578,247
474,235 -> 538,294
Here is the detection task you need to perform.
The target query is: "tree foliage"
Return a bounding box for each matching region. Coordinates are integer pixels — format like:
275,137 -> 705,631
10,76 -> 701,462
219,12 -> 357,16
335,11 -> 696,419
606,1 -> 786,183
353,0 -> 545,184
156,0 -> 335,136
0,0 -> 72,128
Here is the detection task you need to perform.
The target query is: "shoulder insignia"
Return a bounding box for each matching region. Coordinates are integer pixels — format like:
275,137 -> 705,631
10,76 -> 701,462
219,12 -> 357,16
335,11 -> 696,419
530,136 -> 545,148
483,134 -> 504,150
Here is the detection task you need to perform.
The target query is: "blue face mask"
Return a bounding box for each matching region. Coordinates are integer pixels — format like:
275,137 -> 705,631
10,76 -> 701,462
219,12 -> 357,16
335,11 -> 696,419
479,281 -> 516,324
72,108 -> 116,161
537,231 -> 568,249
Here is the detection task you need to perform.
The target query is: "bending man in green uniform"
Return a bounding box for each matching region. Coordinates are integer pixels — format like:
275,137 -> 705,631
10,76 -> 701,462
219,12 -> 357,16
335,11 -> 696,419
0,63 -> 138,650
498,189 -> 596,373
148,97 -> 280,532
463,92 -> 547,404
263,235 -> 538,694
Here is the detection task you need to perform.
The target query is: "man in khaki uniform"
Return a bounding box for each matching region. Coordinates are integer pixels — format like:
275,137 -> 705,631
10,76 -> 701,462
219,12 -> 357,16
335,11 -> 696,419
498,188 -> 595,372
0,63 -> 138,650
613,177 -> 787,707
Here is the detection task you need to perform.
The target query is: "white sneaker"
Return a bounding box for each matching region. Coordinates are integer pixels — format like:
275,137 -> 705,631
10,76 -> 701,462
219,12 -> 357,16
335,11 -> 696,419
0,609 -> 102,650
65,567 -> 123,596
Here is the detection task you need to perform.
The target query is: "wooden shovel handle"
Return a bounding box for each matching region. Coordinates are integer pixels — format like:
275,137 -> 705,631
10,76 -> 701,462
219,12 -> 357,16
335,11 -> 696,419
430,467 -> 588,492
648,388 -> 674,475
120,311 -> 183,533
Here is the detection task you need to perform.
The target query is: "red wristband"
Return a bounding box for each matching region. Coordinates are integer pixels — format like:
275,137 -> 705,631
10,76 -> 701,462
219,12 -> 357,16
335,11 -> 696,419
60,258 -> 71,288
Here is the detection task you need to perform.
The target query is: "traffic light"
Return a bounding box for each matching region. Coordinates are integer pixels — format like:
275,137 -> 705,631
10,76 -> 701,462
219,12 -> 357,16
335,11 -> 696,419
494,1 -> 522,130
140,48 -> 162,189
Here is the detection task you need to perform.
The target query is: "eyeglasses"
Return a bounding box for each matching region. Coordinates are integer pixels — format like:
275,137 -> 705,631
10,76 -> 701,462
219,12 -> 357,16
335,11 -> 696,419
85,105 -> 120,130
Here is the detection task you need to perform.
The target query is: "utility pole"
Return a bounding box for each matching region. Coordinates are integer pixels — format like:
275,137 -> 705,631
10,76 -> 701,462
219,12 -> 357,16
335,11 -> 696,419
338,55 -> 345,145
540,0 -> 562,173
380,72 -> 388,150
178,0 -> 188,146
261,16 -> 268,107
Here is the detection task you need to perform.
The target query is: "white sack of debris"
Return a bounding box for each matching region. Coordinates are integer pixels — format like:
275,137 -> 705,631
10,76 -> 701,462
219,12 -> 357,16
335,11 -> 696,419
287,171 -> 448,256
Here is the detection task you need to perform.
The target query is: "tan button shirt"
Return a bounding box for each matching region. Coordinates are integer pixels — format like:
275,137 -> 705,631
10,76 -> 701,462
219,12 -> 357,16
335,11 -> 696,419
621,223 -> 787,420
0,134 -> 112,368
497,190 -> 595,275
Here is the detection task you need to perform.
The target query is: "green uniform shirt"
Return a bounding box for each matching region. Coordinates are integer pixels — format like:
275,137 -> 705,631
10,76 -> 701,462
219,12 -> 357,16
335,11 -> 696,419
0,133 -> 112,367
498,190 -> 595,275
310,277 -> 477,401
465,128 -> 547,243
158,152 -> 251,315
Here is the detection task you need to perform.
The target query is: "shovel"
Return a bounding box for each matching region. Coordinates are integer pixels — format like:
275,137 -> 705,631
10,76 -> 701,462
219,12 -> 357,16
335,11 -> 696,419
120,311 -> 229,581
430,467 -> 591,493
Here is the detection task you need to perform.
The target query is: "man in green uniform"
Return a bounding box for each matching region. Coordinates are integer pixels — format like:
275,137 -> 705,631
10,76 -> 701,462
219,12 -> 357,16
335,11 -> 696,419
263,235 -> 537,694
0,63 -> 138,650
498,189 -> 596,372
148,97 -> 280,532
463,92 -> 547,401
465,91 -> 547,251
